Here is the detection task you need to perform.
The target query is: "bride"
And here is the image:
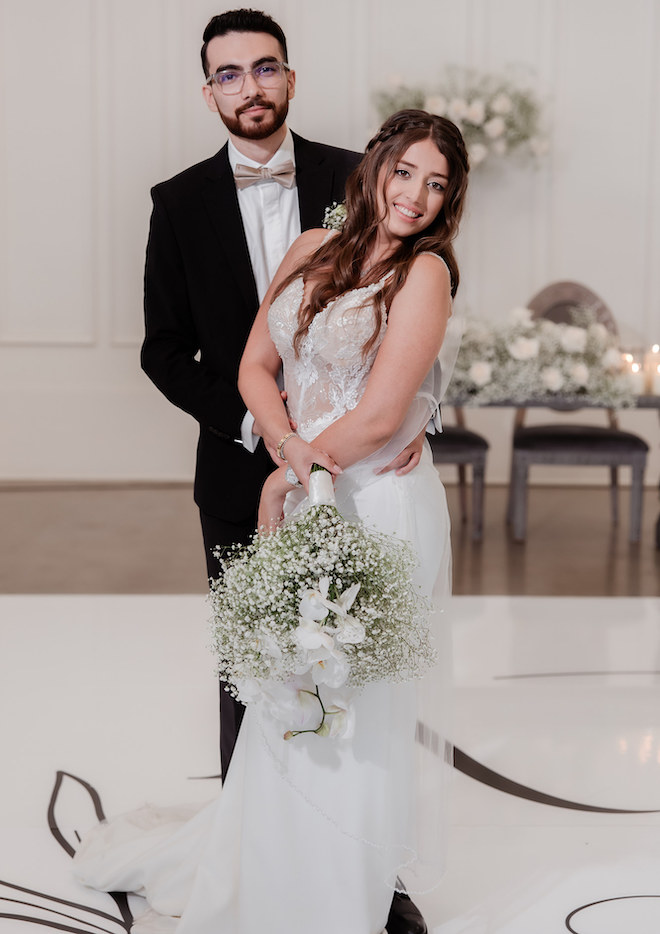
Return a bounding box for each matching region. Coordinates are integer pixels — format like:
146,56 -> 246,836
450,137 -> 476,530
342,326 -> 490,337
73,109 -> 469,934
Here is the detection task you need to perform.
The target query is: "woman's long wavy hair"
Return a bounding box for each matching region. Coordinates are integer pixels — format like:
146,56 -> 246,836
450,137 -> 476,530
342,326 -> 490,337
275,109 -> 469,358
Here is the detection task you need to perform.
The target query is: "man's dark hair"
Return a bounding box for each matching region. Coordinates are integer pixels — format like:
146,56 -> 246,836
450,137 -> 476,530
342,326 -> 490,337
201,9 -> 288,76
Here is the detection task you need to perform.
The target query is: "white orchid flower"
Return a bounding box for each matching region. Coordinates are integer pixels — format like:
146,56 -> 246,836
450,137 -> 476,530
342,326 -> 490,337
325,700 -> 356,739
311,650 -> 350,689
298,577 -> 331,621
332,581 -> 360,612
316,582 -> 365,645
293,616 -> 336,652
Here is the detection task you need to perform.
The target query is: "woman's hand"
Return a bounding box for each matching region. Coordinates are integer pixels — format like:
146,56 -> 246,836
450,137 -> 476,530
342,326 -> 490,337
279,435 -> 342,492
254,391 -> 298,465
258,466 -> 295,534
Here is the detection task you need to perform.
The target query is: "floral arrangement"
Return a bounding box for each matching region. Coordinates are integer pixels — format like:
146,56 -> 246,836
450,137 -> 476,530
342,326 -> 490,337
374,66 -> 547,169
209,467 -> 434,741
446,306 -> 635,407
322,201 -> 347,231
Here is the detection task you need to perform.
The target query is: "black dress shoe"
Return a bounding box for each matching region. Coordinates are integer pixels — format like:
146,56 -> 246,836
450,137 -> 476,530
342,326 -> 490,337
386,890 -> 428,934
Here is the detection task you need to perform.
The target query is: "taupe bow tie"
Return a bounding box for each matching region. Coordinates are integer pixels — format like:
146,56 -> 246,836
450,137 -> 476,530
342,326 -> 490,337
234,161 -> 296,190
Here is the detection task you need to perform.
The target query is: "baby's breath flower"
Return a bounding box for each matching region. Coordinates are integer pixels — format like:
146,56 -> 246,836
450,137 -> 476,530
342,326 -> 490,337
322,202 -> 347,232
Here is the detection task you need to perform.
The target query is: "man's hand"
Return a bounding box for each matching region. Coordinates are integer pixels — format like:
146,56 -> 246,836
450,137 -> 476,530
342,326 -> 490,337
375,428 -> 426,477
257,466 -> 292,533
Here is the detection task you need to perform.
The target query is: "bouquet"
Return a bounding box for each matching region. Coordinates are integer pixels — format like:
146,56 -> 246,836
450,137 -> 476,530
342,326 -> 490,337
446,306 -> 635,408
210,466 -> 435,741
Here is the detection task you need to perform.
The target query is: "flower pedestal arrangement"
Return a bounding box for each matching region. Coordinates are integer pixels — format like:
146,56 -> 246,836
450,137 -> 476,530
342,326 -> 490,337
447,306 -> 635,407
374,66 -> 547,170
210,466 -> 434,742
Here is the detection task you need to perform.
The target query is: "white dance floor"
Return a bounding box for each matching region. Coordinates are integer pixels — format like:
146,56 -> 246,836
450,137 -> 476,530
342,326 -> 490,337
2,594 -> 660,933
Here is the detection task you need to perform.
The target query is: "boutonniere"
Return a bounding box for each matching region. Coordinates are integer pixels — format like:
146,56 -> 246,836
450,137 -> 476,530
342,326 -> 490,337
322,201 -> 347,231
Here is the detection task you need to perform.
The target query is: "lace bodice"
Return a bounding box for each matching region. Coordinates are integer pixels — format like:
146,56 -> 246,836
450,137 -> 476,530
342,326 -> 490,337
267,254 -> 460,474
268,276 -> 390,442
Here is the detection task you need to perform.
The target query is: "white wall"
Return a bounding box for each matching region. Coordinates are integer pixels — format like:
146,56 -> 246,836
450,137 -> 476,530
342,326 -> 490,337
0,0 -> 659,485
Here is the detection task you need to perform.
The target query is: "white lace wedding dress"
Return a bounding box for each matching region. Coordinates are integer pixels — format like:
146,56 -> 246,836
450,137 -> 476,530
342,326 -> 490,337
73,266 -> 454,934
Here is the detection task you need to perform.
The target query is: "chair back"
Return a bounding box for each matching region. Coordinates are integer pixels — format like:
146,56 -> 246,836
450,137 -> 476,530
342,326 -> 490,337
527,280 -> 618,335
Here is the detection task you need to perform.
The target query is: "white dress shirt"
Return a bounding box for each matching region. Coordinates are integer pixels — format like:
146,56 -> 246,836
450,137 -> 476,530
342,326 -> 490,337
228,129 -> 301,305
229,130 -> 300,451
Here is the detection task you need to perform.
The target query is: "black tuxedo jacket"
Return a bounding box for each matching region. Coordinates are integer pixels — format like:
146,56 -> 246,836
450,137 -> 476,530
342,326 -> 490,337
141,132 -> 361,522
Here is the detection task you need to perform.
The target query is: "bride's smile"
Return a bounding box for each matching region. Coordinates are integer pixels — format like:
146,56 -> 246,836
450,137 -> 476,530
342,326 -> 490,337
375,137 -> 450,249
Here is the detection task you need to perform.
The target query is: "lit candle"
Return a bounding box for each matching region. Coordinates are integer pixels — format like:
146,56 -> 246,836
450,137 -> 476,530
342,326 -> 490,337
629,362 -> 646,395
644,344 -> 660,394
653,363 -> 660,396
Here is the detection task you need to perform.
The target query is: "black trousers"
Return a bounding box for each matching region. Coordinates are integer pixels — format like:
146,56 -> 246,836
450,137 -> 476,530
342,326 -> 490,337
200,508 -> 256,781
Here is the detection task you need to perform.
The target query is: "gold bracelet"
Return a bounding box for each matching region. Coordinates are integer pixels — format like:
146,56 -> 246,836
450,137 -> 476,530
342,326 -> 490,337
276,431 -> 297,461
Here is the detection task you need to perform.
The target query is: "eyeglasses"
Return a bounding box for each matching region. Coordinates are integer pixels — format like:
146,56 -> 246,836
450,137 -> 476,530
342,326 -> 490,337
206,61 -> 290,95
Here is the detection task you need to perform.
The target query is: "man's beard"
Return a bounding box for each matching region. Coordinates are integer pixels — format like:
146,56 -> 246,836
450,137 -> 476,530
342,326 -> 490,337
221,95 -> 288,140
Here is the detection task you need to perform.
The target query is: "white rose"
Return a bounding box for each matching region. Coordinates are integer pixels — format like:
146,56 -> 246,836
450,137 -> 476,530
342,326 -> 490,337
465,98 -> 486,125
424,95 -> 447,116
560,326 -> 587,354
508,306 -> 534,327
469,142 -> 488,166
602,347 -> 623,370
571,363 -> 589,386
490,92 -> 512,115
492,138 -> 507,156
448,97 -> 468,122
588,322 -> 609,345
541,367 -> 564,392
508,336 -> 540,361
484,116 -> 506,139
469,361 -> 492,387
539,319 -> 560,337
529,136 -> 549,157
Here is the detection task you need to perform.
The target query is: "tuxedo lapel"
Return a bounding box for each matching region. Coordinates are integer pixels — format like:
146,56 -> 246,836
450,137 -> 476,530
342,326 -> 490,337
293,133 -> 337,231
201,145 -> 258,310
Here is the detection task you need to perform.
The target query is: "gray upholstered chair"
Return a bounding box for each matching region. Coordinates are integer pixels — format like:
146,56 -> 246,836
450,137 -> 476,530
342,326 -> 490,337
507,282 -> 648,543
428,407 -> 489,541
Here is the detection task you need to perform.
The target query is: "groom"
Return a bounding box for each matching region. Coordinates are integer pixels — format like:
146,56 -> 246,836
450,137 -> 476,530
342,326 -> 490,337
141,7 -> 359,776
141,11 -> 426,933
